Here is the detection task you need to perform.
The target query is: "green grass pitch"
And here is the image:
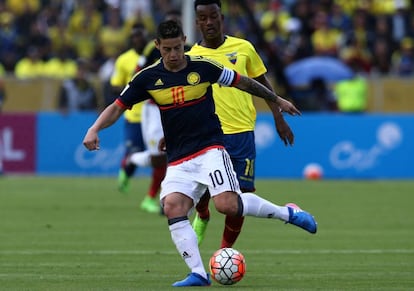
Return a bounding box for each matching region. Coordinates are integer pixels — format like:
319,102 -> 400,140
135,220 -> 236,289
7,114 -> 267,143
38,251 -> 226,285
0,176 -> 413,290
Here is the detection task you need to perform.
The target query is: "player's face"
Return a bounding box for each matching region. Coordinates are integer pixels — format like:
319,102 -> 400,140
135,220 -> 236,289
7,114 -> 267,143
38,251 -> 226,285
131,29 -> 147,52
156,36 -> 187,71
195,4 -> 224,40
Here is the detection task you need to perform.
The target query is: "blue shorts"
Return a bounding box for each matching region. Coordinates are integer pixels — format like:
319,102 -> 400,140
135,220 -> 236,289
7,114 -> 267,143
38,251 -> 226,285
124,121 -> 145,154
223,131 -> 256,192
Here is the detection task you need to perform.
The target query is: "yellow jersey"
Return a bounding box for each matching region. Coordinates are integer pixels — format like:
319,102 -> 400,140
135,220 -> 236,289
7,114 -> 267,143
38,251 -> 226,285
43,58 -> 77,79
187,36 -> 267,133
110,48 -> 145,123
14,58 -> 45,79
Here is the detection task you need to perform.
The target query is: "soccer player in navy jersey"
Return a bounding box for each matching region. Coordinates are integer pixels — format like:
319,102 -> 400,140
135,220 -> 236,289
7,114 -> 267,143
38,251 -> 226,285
83,20 -> 316,287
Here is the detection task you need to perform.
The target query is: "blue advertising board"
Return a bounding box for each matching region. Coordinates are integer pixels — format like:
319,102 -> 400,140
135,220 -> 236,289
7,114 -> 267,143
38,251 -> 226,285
255,113 -> 413,179
36,112 -> 126,175
34,112 -> 414,179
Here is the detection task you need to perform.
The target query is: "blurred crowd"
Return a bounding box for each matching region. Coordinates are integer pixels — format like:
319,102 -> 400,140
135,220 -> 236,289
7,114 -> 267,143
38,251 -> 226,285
248,0 -> 414,78
1,0 -> 414,112
0,0 -> 173,78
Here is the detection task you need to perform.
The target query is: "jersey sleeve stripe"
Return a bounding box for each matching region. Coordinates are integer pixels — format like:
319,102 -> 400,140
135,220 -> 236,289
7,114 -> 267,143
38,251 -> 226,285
115,98 -> 131,110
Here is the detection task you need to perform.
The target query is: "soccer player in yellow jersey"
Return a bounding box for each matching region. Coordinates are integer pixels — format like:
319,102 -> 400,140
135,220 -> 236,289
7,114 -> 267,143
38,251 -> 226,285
111,23 -> 161,213
188,0 -> 295,248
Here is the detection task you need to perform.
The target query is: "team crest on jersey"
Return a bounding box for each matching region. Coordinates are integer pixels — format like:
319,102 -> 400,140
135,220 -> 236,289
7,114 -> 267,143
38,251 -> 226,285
226,52 -> 237,64
187,72 -> 200,85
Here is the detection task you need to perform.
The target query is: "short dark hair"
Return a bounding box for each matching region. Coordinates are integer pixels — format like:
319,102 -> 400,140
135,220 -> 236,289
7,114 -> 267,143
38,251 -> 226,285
130,22 -> 146,35
156,20 -> 184,41
194,0 -> 221,10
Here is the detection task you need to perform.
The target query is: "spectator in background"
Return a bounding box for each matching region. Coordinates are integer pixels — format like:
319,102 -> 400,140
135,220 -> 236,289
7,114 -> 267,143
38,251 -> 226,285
222,0 -> 251,40
311,10 -> 342,57
67,0 -> 102,60
0,6 -> 19,73
0,62 -> 5,111
339,35 -> 372,74
372,15 -> 396,53
344,9 -> 375,57
44,45 -> 77,79
391,1 -> 411,45
14,46 -> 45,79
47,17 -> 72,57
6,0 -> 40,41
392,37 -> 414,76
25,18 -> 52,61
58,58 -> 98,114
328,2 -> 352,32
5,0 -> 40,16
260,1 -> 292,60
334,60 -> 368,113
371,37 -> 393,75
290,0 -> 314,38
98,5 -> 128,62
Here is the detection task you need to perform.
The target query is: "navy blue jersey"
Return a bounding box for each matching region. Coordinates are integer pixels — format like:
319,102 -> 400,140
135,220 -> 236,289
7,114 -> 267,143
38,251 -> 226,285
116,55 -> 239,164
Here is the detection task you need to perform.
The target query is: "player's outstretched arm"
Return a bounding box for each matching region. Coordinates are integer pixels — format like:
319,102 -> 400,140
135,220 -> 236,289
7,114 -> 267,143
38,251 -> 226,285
235,75 -> 301,116
83,102 -> 125,151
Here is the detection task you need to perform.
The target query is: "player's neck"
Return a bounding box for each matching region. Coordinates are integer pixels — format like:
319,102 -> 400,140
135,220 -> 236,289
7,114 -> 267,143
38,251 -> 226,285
201,35 -> 225,49
163,57 -> 187,72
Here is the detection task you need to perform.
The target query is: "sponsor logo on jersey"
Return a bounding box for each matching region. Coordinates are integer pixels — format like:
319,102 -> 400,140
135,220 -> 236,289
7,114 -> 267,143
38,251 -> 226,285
155,78 -> 164,86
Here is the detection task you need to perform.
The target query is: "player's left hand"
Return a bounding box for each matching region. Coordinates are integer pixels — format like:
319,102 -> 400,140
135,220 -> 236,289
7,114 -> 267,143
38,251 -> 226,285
278,98 -> 301,116
274,115 -> 294,146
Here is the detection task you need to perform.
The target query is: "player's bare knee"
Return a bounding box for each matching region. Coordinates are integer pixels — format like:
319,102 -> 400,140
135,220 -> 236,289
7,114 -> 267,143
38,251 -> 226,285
213,192 -> 239,216
162,193 -> 193,218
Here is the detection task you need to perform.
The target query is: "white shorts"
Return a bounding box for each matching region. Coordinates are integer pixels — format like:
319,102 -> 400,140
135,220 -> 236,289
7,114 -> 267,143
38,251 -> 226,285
160,148 -> 241,207
141,101 -> 163,154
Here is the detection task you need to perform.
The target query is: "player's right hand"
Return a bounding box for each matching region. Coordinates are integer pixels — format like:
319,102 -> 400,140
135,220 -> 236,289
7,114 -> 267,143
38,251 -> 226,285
83,130 -> 100,151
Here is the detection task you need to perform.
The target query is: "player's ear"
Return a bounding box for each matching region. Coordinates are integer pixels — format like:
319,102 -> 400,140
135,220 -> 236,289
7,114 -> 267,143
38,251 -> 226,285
183,36 -> 187,43
154,39 -> 160,50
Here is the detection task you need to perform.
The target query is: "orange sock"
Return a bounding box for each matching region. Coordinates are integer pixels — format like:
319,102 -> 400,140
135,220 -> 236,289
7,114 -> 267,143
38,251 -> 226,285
221,216 -> 245,248
148,165 -> 166,198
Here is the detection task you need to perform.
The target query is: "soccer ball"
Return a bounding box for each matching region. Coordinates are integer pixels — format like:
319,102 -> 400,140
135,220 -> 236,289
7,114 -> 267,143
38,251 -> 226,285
303,163 -> 323,180
209,247 -> 246,285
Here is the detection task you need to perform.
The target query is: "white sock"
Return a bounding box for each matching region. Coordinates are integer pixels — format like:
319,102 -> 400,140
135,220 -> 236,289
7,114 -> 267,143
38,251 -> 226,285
240,193 -> 290,221
130,151 -> 151,167
169,219 -> 207,279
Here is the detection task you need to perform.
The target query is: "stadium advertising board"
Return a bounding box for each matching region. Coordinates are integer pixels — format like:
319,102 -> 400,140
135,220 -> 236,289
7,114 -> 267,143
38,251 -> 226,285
2,112 -> 413,178
36,112 -> 125,175
255,113 -> 413,179
0,114 -> 36,173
